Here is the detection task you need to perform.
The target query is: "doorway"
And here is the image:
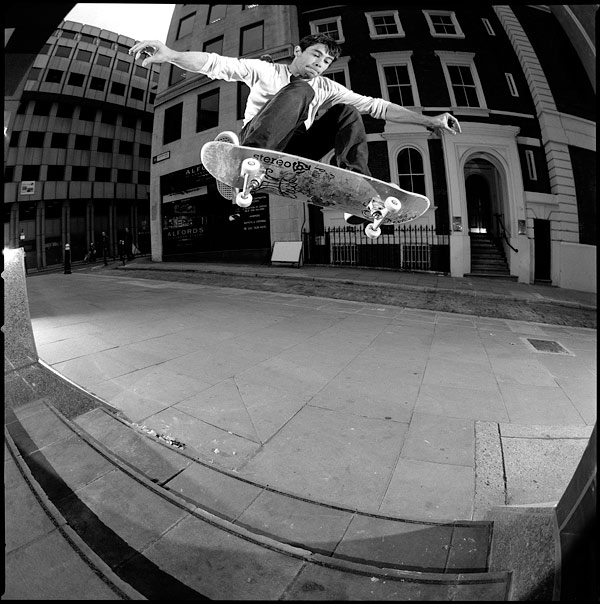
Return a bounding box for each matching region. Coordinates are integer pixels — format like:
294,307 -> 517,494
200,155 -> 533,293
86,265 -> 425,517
466,173 -> 493,234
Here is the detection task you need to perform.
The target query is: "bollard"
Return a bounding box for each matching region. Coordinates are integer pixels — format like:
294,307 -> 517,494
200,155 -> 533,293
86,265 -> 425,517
64,243 -> 72,274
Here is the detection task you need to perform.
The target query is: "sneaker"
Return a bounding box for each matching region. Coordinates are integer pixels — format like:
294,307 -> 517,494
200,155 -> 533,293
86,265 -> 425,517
213,132 -> 240,200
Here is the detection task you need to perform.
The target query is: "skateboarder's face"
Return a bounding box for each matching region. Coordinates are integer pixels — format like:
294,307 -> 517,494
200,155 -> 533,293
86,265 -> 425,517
291,43 -> 335,79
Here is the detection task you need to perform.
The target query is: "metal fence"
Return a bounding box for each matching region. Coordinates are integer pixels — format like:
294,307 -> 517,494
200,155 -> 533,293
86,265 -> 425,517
302,224 -> 450,272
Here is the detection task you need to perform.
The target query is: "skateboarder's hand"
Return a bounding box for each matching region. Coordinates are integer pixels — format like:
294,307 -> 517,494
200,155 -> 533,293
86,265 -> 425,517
429,113 -> 462,136
129,40 -> 172,67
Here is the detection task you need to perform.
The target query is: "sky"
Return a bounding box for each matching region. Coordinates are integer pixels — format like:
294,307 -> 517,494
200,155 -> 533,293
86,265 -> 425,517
65,3 -> 175,42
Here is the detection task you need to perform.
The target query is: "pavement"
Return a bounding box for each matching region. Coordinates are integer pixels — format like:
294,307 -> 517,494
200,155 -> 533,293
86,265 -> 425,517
4,255 -> 596,599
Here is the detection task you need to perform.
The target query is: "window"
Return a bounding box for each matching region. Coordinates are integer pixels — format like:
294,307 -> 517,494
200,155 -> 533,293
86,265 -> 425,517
137,171 -> 150,185
372,52 -> 420,107
240,22 -> 264,55
203,36 -> 224,54
40,44 -> 51,55
323,69 -> 347,86
71,166 -> 89,181
310,17 -> 344,43
51,133 -> 69,148
90,76 -> 106,91
60,30 -> 76,39
117,169 -> 132,183
26,132 -> 45,147
33,101 -> 52,116
45,69 -> 63,84
56,103 -> 74,118
80,33 -> 95,44
67,72 -> 85,87
141,117 -> 153,132
383,66 -> 415,106
115,59 -> 130,73
55,45 -> 72,58
47,165 -> 65,181
435,51 -> 486,109
135,65 -> 149,78
121,114 -> 137,129
96,54 -> 111,67
169,64 -> 187,86
482,18 -> 495,35
95,167 -> 112,182
97,137 -> 113,152
163,102 -> 183,144
119,141 -> 134,155
22,165 -> 40,180
197,89 -> 219,132
366,11 -> 404,38
101,110 -> 117,125
110,81 -> 126,96
79,106 -> 96,121
397,148 -> 426,195
9,131 -> 20,147
117,43 -> 130,54
423,10 -> 464,38
525,150 -> 538,181
27,67 -> 41,81
130,87 -> 145,101
17,101 -> 28,114
74,135 -> 92,150
98,38 -> 113,49
139,144 -> 151,158
178,13 -> 195,38
76,49 -> 92,62
149,92 -> 156,105
207,5 -> 226,24
505,73 -> 519,97
5,166 -> 15,181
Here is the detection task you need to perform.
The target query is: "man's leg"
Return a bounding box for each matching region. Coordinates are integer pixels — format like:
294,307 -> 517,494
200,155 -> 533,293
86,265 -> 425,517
240,79 -> 315,151
285,104 -> 371,176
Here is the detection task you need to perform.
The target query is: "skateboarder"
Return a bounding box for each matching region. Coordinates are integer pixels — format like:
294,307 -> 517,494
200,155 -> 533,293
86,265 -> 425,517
130,34 -> 460,205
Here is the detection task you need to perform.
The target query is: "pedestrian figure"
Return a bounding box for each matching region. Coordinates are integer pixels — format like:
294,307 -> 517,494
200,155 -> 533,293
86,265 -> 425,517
118,239 -> 126,265
124,227 -> 134,261
101,231 -> 109,266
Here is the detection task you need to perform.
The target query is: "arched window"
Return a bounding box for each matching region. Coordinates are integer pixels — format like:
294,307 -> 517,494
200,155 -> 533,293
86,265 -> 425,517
396,147 -> 426,194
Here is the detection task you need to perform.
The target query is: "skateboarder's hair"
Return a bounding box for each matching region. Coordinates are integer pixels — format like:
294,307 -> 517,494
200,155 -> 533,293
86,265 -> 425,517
298,34 -> 341,60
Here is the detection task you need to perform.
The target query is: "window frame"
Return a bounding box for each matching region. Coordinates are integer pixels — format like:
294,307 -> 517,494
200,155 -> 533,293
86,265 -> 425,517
505,73 -> 519,97
178,12 -> 195,38
371,51 -> 421,108
309,16 -> 345,43
435,50 -> 487,111
240,21 -> 264,56
423,10 -> 465,39
365,10 -> 405,39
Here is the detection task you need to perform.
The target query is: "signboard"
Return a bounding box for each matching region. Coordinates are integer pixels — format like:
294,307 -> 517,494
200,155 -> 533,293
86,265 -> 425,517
20,181 -> 35,195
153,151 -> 170,164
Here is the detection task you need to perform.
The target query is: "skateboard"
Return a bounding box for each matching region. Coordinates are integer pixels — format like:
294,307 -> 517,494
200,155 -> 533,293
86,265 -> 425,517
200,141 -> 430,239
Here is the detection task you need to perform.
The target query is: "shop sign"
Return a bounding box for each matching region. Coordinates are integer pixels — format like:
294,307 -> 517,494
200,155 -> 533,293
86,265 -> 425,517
20,181 -> 35,195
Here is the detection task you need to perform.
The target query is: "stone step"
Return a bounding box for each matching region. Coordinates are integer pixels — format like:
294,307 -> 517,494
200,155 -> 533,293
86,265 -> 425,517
5,399 -> 512,600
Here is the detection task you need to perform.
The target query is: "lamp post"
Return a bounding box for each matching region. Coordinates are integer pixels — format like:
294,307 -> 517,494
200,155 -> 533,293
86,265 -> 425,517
64,243 -> 72,274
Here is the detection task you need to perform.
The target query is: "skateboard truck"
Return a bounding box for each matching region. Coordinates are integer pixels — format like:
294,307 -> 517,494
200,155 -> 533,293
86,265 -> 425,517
364,197 -> 402,239
235,158 -> 263,207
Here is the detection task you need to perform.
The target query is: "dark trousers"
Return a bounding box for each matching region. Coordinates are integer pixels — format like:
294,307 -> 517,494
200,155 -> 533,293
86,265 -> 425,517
240,79 -> 371,176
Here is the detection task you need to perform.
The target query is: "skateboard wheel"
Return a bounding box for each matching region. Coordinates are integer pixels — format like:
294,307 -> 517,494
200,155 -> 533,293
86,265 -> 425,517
365,224 -> 381,239
241,158 -> 260,176
385,197 -> 401,212
236,191 -> 252,207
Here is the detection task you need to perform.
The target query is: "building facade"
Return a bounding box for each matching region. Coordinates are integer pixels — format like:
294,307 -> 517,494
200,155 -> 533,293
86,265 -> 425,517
148,5 -> 595,291
4,20 -> 158,268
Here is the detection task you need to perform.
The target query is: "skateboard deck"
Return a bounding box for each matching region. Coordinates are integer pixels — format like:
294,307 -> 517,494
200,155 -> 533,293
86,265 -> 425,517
200,142 -> 430,228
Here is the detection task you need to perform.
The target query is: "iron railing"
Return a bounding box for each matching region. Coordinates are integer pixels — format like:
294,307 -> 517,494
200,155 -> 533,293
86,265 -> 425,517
302,224 -> 450,272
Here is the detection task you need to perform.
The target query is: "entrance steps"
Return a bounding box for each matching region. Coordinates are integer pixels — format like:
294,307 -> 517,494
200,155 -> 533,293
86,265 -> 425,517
468,233 -> 515,279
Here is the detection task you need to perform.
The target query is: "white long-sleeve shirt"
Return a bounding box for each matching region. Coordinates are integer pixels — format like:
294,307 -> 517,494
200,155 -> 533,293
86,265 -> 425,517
196,53 -> 391,129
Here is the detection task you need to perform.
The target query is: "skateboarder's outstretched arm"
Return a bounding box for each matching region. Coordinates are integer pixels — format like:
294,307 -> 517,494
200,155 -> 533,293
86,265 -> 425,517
129,40 -> 210,72
385,104 -> 461,136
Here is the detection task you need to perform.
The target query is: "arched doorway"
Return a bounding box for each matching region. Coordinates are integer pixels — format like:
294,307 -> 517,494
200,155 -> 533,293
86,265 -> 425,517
466,174 -> 493,233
